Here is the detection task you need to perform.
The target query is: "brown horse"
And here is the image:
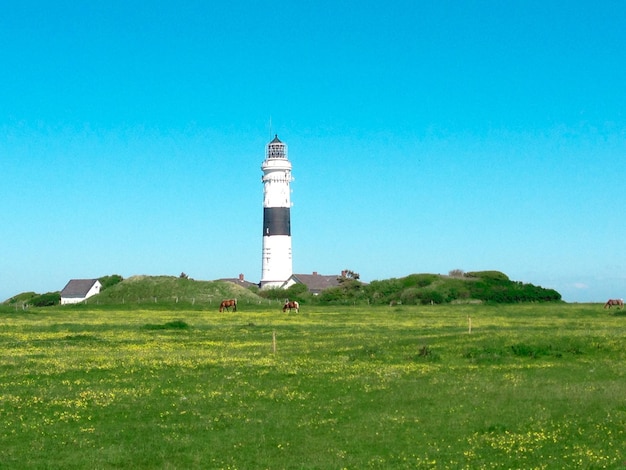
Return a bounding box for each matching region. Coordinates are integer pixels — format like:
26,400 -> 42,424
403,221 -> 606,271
604,298 -> 623,309
219,299 -> 237,312
283,300 -> 299,313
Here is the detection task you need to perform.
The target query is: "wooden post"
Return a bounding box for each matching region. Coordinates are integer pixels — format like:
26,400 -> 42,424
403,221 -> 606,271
468,316 -> 472,334
272,331 -> 277,354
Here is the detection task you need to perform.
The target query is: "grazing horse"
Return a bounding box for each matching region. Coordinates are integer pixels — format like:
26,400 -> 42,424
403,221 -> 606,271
604,298 -> 623,309
283,300 -> 300,313
219,299 -> 237,312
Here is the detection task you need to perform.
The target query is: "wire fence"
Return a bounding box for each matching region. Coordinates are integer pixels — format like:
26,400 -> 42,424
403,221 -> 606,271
81,296 -> 287,307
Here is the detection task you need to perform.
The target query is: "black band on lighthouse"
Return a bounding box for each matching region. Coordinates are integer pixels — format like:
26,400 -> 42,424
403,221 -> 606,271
263,207 -> 291,236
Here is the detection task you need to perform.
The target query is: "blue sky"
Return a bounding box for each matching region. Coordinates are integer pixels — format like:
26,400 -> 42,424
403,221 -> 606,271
1,1 -> 625,302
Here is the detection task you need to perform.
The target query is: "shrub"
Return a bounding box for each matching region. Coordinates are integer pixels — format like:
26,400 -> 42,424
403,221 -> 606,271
418,290 -> 445,305
99,275 -> 124,291
258,287 -> 288,300
466,271 -> 510,282
285,282 -> 308,300
30,292 -> 61,307
318,286 -> 346,303
358,272 -> 561,306
402,274 -> 438,288
364,278 -> 404,304
468,280 -> 561,303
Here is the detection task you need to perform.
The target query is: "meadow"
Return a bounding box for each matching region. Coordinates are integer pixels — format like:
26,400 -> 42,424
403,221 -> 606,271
1,302 -> 625,469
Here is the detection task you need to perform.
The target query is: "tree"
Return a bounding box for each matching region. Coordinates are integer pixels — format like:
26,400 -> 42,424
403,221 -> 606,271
340,269 -> 360,281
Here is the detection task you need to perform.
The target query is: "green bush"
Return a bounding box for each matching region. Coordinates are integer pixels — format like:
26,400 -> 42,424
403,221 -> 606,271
258,287 -> 288,300
317,286 -> 344,303
285,282 -> 308,300
417,290 -> 445,305
364,278 -> 403,304
30,292 -> 61,307
359,272 -> 561,305
466,271 -> 510,281
401,274 -> 438,288
99,274 -> 124,291
469,279 -> 561,303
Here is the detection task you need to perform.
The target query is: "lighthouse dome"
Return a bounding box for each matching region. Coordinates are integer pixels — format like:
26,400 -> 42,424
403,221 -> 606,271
266,134 -> 288,160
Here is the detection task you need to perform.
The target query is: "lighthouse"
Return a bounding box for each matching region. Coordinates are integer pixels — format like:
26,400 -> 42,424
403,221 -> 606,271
260,135 -> 294,289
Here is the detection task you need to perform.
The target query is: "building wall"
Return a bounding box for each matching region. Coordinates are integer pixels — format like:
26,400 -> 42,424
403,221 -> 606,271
60,281 -> 102,305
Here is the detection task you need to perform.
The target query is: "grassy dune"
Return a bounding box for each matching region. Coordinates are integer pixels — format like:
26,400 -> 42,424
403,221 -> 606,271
1,303 -> 625,469
88,276 -> 261,305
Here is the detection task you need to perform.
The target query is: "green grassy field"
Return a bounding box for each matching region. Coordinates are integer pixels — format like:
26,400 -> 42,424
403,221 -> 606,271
1,302 -> 625,469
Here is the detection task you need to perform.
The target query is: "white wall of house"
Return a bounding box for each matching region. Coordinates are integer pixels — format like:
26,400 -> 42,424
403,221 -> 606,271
86,281 -> 101,299
60,280 -> 102,305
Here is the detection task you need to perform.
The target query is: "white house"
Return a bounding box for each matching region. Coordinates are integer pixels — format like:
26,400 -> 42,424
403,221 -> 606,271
282,272 -> 343,295
60,279 -> 102,305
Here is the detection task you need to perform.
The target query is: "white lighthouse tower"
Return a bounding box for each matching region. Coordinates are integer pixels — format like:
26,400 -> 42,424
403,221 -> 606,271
260,135 -> 294,289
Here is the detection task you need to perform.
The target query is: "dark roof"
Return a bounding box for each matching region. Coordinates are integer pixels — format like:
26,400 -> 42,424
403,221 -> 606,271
290,273 -> 341,293
60,279 -> 99,298
270,134 -> 282,144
